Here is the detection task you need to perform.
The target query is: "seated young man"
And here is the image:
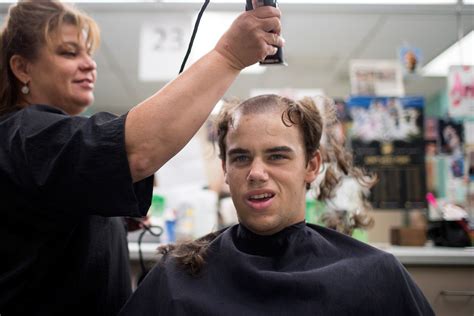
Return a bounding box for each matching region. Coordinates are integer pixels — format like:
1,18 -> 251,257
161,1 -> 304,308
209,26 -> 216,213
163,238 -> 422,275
119,94 -> 434,316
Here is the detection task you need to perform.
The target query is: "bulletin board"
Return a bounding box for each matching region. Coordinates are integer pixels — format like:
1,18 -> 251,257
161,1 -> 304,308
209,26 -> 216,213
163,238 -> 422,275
347,96 -> 427,209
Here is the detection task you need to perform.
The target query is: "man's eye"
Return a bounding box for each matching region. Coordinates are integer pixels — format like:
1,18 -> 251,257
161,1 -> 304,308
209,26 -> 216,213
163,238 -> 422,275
231,155 -> 249,163
269,154 -> 286,160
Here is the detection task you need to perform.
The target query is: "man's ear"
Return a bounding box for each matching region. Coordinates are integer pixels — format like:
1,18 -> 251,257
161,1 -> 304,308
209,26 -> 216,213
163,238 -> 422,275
305,151 -> 321,184
221,160 -> 229,185
9,54 -> 31,84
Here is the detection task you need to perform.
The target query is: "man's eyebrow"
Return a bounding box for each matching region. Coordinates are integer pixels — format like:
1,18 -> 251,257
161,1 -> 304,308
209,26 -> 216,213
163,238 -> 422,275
227,146 -> 294,156
227,148 -> 250,156
265,146 -> 294,154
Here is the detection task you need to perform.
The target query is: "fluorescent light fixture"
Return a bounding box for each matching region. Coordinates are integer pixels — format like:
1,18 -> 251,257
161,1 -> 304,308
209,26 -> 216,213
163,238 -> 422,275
422,30 -> 474,77
0,0 -> 144,2
0,0 -> 460,3
0,0 -> 459,4
0,0 -> 155,2
71,0 -> 155,2
287,0 -> 457,3
163,0 -> 457,4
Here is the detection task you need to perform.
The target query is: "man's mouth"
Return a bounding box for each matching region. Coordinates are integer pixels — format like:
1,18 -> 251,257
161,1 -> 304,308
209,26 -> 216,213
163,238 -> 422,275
246,192 -> 275,210
248,193 -> 275,202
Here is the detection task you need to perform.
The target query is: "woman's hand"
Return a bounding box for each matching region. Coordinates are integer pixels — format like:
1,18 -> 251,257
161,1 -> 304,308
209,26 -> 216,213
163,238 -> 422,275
125,216 -> 151,232
215,6 -> 284,70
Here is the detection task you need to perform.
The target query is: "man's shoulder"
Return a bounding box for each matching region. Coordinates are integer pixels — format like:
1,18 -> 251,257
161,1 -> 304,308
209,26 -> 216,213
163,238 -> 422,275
306,223 -> 396,263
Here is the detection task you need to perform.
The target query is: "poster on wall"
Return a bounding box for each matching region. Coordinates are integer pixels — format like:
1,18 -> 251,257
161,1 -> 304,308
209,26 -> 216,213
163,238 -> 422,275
448,65 -> 474,118
438,119 -> 464,156
436,118 -> 468,204
399,46 -> 423,76
349,60 -> 405,97
348,96 -> 423,142
347,96 -> 426,209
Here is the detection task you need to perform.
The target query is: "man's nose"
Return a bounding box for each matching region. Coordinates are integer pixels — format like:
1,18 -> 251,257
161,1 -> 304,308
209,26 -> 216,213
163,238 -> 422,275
247,159 -> 268,184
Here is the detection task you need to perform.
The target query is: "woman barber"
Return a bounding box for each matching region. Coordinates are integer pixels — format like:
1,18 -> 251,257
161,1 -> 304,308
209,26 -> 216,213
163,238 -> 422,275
0,1 -> 283,315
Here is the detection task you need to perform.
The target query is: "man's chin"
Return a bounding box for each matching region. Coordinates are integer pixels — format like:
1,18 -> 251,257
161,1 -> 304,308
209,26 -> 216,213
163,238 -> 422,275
242,220 -> 282,236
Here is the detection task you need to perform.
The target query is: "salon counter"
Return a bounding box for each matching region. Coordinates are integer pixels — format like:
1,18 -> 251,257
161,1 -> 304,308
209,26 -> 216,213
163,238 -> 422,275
128,241 -> 474,266
370,243 -> 474,266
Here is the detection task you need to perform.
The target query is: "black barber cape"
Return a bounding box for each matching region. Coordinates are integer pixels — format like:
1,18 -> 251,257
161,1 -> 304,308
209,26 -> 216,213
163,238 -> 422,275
0,105 -> 153,316
119,222 -> 434,316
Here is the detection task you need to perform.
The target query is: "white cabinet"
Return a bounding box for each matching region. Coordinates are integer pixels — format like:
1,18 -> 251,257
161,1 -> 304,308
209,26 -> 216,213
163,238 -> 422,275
407,266 -> 474,316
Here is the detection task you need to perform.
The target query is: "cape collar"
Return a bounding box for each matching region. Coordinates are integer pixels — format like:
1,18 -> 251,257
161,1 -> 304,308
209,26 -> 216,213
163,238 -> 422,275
234,221 -> 306,257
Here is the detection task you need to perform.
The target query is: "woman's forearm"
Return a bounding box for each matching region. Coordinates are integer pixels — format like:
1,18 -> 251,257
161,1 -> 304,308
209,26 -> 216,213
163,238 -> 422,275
125,51 -> 239,182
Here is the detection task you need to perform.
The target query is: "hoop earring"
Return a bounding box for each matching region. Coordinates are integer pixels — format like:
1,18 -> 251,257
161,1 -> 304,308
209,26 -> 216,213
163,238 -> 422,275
21,82 -> 30,95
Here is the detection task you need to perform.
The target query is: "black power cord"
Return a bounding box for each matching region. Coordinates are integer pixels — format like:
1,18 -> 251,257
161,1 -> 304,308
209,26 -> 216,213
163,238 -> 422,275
179,0 -> 210,74
135,221 -> 164,285
135,1 -> 211,285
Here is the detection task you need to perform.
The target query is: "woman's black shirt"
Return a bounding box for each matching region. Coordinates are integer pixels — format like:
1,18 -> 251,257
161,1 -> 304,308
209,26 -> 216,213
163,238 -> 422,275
0,105 -> 153,315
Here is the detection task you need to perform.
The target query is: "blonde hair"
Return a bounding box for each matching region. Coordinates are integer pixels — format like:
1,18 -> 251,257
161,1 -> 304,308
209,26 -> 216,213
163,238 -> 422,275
0,0 -> 100,115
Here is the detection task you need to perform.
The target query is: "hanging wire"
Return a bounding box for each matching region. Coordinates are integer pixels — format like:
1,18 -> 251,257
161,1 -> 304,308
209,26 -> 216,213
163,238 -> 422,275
135,221 -> 164,285
134,0 -> 211,283
179,0 -> 211,74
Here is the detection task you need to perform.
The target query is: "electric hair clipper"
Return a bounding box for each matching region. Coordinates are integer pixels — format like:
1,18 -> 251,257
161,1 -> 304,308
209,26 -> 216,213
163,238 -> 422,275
245,0 -> 285,65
